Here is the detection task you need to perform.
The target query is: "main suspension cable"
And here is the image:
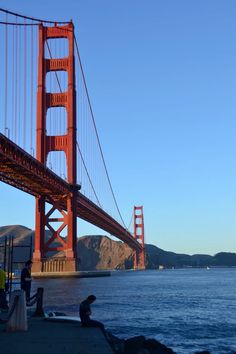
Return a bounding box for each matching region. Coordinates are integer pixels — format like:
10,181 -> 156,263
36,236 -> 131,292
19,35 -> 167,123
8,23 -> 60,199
43,31 -> 98,200
74,36 -> 127,229
128,212 -> 134,233
0,8 -> 70,24
76,142 -> 102,207
0,21 -> 39,26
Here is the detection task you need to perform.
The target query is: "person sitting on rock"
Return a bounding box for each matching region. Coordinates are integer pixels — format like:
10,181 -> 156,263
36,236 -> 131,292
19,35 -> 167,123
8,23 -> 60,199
79,295 -> 105,334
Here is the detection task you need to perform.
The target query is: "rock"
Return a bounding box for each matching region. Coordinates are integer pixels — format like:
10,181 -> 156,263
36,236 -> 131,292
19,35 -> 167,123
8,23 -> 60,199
106,331 -> 125,353
124,336 -> 146,354
137,350 -> 150,354
108,334 -> 177,354
143,339 -> 176,354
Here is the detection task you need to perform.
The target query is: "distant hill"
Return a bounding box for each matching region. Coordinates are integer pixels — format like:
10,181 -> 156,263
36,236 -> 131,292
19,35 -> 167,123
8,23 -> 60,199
0,225 -> 236,269
0,225 -> 33,241
0,225 -> 34,263
77,235 -> 133,270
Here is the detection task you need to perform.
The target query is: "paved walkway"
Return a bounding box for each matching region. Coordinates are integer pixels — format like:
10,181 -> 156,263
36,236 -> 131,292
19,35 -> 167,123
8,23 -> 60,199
0,317 -> 114,354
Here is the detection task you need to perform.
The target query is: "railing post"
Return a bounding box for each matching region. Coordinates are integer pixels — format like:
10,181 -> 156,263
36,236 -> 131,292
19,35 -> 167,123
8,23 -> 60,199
6,290 -> 27,332
32,287 -> 44,317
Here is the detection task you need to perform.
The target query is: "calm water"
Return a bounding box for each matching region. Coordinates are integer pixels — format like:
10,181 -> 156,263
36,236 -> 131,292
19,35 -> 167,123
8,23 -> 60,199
32,268 -> 236,354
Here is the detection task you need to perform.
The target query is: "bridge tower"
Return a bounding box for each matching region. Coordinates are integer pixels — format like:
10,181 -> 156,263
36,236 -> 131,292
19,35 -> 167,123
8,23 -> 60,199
133,206 -> 145,269
33,23 -> 79,272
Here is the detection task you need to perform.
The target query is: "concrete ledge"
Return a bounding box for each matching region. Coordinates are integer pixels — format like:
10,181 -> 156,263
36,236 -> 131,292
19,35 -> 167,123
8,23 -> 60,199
31,270 -> 111,278
0,317 -> 113,354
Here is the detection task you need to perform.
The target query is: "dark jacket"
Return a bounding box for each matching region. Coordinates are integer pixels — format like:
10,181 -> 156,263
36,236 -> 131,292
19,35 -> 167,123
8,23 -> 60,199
79,299 -> 91,324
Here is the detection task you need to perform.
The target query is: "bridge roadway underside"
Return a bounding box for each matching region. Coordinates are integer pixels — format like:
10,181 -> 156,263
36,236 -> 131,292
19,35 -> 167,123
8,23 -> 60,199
0,133 -> 142,252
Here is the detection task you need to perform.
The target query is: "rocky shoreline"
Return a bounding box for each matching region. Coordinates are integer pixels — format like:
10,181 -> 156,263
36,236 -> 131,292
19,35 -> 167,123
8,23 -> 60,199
45,312 -> 210,354
107,332 -> 210,354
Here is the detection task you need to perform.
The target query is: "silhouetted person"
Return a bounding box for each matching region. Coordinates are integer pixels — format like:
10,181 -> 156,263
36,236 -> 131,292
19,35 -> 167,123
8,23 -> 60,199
79,295 -> 105,333
21,260 -> 33,302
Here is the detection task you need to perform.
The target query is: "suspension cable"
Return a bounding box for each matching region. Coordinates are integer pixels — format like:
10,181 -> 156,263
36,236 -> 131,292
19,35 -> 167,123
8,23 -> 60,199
30,23 -> 34,155
40,30 -> 96,190
76,142 -> 102,207
4,12 -> 8,134
0,21 -> 39,26
0,10 -> 128,228
23,18 -> 27,150
74,36 -> 127,228
128,211 -> 134,233
0,8 -> 70,24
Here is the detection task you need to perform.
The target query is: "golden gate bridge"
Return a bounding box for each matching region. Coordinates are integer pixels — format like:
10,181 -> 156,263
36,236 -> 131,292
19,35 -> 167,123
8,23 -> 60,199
0,8 -> 145,272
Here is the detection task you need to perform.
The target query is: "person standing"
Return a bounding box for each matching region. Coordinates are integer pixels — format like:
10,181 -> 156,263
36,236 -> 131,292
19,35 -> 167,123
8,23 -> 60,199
0,264 -> 8,309
20,260 -> 33,302
79,295 -> 105,333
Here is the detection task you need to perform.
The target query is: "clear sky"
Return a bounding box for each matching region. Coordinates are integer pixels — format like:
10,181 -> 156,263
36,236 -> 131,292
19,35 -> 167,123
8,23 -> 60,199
1,0 -> 236,255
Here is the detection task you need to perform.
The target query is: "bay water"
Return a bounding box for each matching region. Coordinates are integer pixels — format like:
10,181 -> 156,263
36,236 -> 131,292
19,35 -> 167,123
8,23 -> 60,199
33,268 -> 236,354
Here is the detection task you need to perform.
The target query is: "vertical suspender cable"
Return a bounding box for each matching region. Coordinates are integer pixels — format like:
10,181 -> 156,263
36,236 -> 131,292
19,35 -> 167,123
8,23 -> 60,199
23,18 -> 27,150
17,23 -> 21,145
14,16 -> 18,142
30,22 -> 33,155
4,14 -> 8,136
18,18 -> 21,144
12,21 -> 15,140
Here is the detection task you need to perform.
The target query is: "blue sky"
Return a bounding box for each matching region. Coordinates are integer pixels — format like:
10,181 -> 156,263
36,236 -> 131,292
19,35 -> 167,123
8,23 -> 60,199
1,0 -> 236,255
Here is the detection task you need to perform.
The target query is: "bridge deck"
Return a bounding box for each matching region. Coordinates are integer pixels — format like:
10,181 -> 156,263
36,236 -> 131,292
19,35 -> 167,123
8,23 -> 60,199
0,134 -> 142,252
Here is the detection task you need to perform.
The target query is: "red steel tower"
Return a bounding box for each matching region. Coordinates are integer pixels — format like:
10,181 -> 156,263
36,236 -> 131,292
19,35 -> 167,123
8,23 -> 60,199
133,206 -> 145,269
33,23 -> 78,272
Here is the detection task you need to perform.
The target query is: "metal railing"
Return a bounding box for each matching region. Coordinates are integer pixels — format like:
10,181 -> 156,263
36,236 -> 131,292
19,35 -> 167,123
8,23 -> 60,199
0,234 -> 32,297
